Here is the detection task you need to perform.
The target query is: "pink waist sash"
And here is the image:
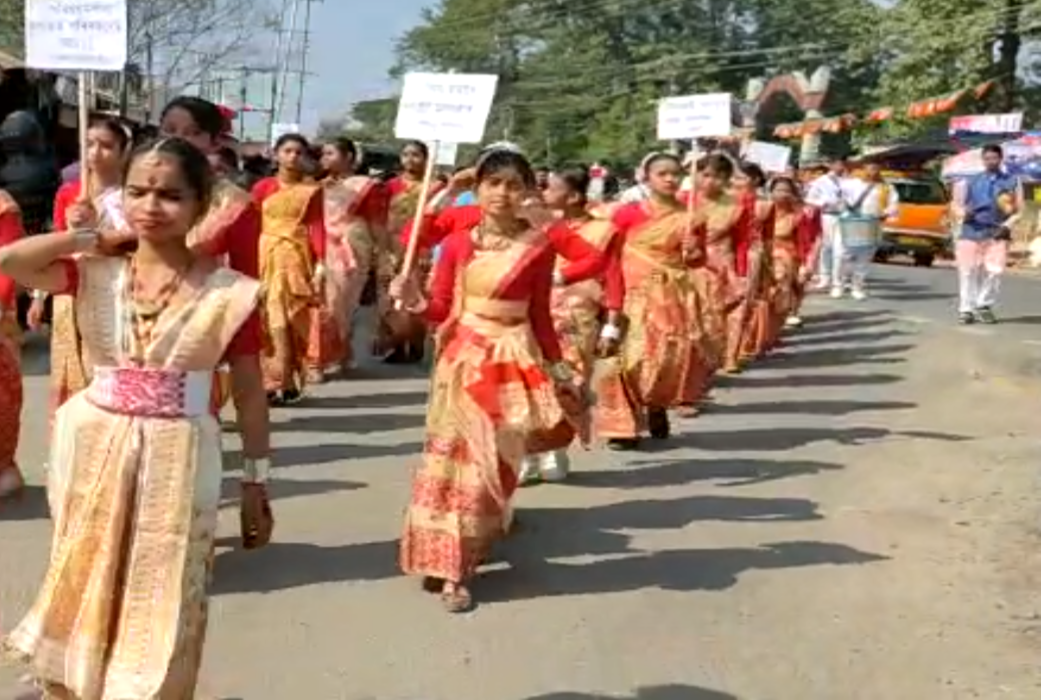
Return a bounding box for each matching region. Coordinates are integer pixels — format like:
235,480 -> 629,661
87,366 -> 212,418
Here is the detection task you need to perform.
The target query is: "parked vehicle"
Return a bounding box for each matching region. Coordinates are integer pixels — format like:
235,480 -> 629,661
874,175 -> 951,267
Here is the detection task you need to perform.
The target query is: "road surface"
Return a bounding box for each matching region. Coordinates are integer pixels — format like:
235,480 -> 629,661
3,262 -> 1041,699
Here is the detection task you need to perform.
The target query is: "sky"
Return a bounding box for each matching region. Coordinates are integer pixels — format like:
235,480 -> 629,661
295,0 -> 429,134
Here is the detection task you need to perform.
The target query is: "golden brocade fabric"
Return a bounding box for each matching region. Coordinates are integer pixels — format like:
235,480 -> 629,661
400,229 -> 573,583
259,182 -> 320,393
593,210 -> 710,440
3,257 -> 260,699
49,187 -> 121,422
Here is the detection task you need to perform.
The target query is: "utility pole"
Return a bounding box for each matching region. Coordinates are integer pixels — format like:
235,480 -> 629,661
239,67 -> 250,138
268,0 -> 292,142
294,0 -> 320,124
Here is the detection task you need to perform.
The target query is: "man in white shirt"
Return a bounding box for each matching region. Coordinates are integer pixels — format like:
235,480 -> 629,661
835,162 -> 899,299
804,155 -> 850,290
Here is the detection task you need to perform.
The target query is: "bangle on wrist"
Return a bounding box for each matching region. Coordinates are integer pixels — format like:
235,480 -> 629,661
242,456 -> 271,484
32,289 -> 49,301
548,361 -> 574,383
600,323 -> 621,341
552,270 -> 566,287
72,230 -> 98,253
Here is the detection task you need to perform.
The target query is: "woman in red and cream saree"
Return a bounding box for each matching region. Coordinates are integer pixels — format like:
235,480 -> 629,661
0,189 -> 25,503
376,141 -> 443,363
684,155 -> 754,376
519,166 -> 620,484
733,162 -> 776,361
770,176 -> 822,331
253,133 -> 326,405
314,138 -> 381,377
34,117 -> 130,425
0,137 -> 272,699
390,151 -> 589,613
595,153 -> 711,450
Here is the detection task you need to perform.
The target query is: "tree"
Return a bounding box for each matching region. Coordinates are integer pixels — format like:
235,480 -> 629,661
391,0 -> 887,164
130,0 -> 278,95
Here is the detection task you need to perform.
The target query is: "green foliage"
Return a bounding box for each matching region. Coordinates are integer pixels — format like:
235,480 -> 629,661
340,0 -> 1041,163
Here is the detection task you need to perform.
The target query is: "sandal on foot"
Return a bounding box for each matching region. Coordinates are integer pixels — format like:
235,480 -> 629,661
441,583 -> 474,613
421,576 -> 445,593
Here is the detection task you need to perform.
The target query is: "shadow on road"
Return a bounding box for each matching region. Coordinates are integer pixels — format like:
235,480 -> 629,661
647,425 -> 968,454
718,372 -> 904,390
526,686 -> 739,699
224,440 -> 423,470
270,411 -> 426,434
570,457 -> 843,490
303,390 -> 429,410
219,476 -> 366,507
0,485 -> 48,521
483,540 -> 887,603
708,398 -> 916,416
869,278 -> 951,302
767,343 -> 913,371
212,538 -> 400,595
784,328 -> 911,347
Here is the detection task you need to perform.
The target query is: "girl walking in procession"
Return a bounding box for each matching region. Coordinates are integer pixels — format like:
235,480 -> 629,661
377,140 -> 443,364
1,137 -> 273,698
31,117 -> 130,425
389,150 -> 590,613
594,153 -> 714,449
316,137 -> 382,376
253,133 -> 327,405
520,166 -> 620,484
769,176 -> 822,330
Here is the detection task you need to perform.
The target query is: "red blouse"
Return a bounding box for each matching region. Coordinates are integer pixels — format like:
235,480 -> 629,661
345,177 -> 390,226
0,206 -> 24,308
601,202 -> 708,310
195,192 -> 262,279
423,228 -> 563,362
678,191 -> 755,276
252,177 -> 327,260
402,204 -> 607,285
55,258 -> 262,359
53,181 -> 80,231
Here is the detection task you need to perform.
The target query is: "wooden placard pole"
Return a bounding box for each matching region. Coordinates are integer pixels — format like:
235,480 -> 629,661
78,70 -> 91,195
395,141 -> 439,309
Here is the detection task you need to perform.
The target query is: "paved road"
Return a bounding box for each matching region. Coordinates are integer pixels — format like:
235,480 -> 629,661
2,265 -> 1040,699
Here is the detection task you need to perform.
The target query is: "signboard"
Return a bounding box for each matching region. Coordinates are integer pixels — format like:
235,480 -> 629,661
657,93 -> 732,140
25,0 -> 128,71
271,122 -> 301,145
743,140 -> 791,174
395,72 -> 498,144
434,141 -> 458,166
949,113 -> 1023,134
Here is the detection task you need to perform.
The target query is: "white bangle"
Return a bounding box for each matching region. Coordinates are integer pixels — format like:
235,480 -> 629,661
600,323 -> 621,340
242,456 -> 271,484
552,270 -> 566,287
32,289 -> 49,301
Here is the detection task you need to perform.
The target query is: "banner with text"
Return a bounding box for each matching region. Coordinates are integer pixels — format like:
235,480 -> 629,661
949,113 -> 1023,134
657,93 -> 733,140
743,140 -> 791,174
25,0 -> 127,71
395,72 -> 498,144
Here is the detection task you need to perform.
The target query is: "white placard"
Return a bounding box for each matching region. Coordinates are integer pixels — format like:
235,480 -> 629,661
434,141 -> 458,166
395,72 -> 498,144
657,93 -> 732,140
743,141 -> 791,173
949,113 -> 1023,134
271,123 -> 300,145
25,0 -> 128,71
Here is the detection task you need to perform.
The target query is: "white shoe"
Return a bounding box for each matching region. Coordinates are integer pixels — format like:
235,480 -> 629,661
829,286 -> 844,299
812,279 -> 830,291
539,451 -> 570,483
851,288 -> 867,301
518,457 -> 541,486
785,315 -> 803,328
